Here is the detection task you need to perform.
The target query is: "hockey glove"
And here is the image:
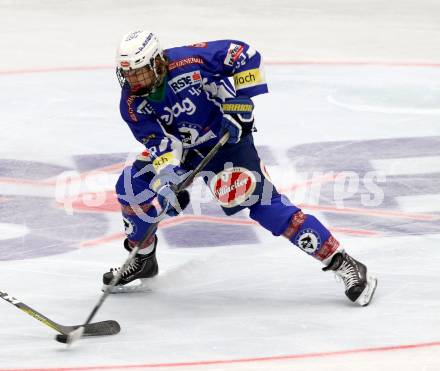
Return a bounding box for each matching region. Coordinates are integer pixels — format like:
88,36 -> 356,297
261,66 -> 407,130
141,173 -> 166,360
157,183 -> 190,217
221,96 -> 255,144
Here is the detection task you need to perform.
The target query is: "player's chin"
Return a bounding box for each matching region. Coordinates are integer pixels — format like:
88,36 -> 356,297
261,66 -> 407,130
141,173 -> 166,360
131,84 -> 151,96
130,83 -> 143,93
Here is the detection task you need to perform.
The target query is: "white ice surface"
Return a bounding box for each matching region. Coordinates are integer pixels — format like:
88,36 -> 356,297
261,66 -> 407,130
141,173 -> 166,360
0,1 -> 440,370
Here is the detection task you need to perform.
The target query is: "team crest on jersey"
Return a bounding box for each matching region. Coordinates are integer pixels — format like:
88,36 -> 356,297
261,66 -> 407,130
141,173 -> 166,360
295,229 -> 321,254
178,123 -> 216,148
210,167 -> 256,208
224,43 -> 244,67
168,70 -> 202,93
123,217 -> 136,238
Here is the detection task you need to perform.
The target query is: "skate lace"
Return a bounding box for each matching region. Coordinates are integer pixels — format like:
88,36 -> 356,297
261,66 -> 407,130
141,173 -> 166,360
335,260 -> 360,290
110,258 -> 140,277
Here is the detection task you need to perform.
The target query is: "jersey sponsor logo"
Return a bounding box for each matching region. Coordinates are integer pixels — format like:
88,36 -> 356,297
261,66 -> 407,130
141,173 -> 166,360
126,95 -> 138,122
168,57 -> 204,71
168,70 -> 202,94
152,152 -> 176,172
295,229 -> 322,254
210,167 -> 257,208
141,133 -> 156,145
161,98 -> 196,125
224,43 -> 244,67
233,68 -> 264,90
136,99 -> 155,115
232,47 -> 255,69
188,42 -> 208,48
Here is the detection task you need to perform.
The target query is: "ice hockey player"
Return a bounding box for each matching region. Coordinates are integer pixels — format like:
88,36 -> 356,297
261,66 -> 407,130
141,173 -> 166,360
103,30 -> 378,306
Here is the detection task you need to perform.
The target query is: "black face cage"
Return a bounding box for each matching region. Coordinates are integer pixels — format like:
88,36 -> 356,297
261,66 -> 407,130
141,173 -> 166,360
116,53 -> 165,95
116,67 -> 126,88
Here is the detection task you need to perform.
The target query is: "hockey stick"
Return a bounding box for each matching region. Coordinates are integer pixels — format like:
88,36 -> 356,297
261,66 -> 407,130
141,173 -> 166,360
0,290 -> 120,337
55,132 -> 230,345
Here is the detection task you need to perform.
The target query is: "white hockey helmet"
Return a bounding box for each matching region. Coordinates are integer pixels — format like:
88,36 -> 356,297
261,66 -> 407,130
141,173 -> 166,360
116,30 -> 166,94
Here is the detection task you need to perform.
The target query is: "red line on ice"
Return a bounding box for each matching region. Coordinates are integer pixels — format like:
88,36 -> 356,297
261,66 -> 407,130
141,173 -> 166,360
1,60 -> 440,75
1,340 -> 440,371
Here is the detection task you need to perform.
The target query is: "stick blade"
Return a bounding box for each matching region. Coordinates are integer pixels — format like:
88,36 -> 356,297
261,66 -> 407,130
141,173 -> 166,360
54,320 -> 120,344
82,320 -> 121,336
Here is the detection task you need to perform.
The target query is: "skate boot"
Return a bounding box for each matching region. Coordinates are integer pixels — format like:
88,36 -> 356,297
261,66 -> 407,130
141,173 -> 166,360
323,251 -> 377,306
102,236 -> 158,293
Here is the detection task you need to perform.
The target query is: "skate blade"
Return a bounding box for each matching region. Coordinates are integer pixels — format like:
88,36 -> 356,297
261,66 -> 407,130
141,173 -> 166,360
102,278 -> 153,294
356,274 -> 378,306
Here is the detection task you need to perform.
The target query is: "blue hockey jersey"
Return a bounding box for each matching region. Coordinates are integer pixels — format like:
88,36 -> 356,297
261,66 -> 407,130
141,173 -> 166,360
119,40 -> 268,178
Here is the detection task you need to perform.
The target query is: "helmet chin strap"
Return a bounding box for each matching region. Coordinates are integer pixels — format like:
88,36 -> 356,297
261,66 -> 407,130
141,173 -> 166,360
151,56 -> 167,89
154,71 -> 166,89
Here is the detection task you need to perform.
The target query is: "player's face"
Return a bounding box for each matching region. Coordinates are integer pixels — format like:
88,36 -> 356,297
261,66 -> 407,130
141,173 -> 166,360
123,66 -> 156,94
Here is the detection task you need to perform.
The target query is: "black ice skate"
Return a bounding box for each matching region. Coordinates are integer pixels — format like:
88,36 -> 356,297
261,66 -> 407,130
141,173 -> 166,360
323,252 -> 377,306
102,237 -> 158,293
